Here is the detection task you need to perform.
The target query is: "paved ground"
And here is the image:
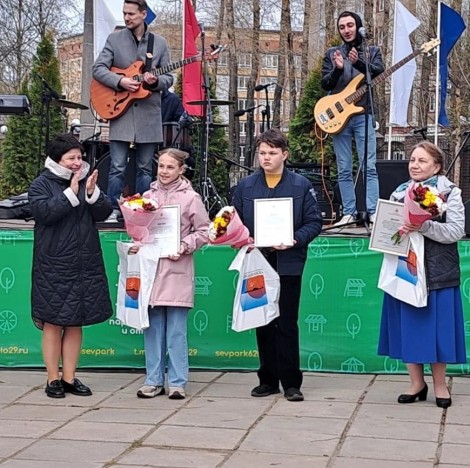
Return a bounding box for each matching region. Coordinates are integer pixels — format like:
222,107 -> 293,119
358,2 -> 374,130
0,370 -> 469,467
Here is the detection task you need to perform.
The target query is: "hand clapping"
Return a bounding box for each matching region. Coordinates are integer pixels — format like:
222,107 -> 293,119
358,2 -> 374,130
86,169 -> 98,196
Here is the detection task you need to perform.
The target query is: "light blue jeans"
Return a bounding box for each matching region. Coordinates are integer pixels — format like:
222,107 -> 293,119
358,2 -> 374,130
108,141 -> 156,209
143,306 -> 189,388
332,114 -> 379,216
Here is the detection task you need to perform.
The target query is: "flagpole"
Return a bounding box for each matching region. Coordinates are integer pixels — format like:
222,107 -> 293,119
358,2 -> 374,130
434,1 -> 442,145
387,0 -> 399,160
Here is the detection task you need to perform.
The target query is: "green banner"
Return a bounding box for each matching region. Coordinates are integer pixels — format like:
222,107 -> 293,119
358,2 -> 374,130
1,229 -> 469,374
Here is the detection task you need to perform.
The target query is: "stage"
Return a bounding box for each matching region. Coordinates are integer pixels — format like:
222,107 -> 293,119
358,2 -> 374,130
1,220 -> 470,375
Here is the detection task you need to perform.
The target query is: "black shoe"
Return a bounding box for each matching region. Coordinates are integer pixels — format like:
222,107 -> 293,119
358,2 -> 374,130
60,378 -> 92,396
284,387 -> 304,402
398,383 -> 428,404
251,384 -> 281,397
45,379 -> 65,399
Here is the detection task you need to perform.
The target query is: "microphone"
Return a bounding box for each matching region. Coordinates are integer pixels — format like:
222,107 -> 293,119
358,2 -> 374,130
413,126 -> 428,134
33,71 -> 61,99
234,105 -> 261,117
254,83 -> 276,92
198,22 -> 205,33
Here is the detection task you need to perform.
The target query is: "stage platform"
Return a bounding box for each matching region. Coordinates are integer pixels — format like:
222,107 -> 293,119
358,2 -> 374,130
1,220 -> 469,375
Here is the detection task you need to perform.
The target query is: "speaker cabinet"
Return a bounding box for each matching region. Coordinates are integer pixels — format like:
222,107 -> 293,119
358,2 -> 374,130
354,160 -> 409,211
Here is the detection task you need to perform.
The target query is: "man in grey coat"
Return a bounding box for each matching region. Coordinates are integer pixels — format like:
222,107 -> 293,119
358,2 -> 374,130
92,0 -> 173,219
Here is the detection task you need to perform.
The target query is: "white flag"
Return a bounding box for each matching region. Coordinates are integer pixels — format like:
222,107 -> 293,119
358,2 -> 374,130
93,0 -> 118,60
389,1 -> 421,126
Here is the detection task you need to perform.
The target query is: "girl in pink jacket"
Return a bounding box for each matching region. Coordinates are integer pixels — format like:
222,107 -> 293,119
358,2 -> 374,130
134,148 -> 209,400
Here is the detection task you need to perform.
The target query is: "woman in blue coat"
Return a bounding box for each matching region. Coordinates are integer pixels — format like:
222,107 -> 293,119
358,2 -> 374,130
29,134 -> 113,398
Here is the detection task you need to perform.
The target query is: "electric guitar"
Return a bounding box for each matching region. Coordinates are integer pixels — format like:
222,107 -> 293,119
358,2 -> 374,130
90,46 -> 225,121
313,38 -> 440,134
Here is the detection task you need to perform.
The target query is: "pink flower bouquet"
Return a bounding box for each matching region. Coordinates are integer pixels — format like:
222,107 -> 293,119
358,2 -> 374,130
119,194 -> 161,244
209,206 -> 252,248
392,183 -> 446,245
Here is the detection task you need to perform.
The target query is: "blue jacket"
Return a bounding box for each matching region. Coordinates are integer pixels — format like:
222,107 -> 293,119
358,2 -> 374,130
232,168 -> 323,275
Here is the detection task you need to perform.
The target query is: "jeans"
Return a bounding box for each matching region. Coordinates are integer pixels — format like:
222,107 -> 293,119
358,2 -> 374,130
143,306 -> 189,388
256,275 -> 303,391
108,141 -> 156,209
332,114 -> 379,215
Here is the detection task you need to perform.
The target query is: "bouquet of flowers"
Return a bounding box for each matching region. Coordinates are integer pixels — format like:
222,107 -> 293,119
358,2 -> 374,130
119,194 -> 161,244
392,182 -> 446,245
209,206 -> 252,248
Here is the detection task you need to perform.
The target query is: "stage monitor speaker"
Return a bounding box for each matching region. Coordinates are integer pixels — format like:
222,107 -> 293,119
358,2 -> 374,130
354,159 -> 409,212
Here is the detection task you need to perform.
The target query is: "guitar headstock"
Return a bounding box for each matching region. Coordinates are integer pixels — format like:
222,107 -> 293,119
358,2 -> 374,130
420,39 -> 440,54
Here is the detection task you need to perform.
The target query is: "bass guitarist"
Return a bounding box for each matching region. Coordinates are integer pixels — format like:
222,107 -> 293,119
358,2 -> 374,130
92,0 -> 173,221
321,11 -> 384,227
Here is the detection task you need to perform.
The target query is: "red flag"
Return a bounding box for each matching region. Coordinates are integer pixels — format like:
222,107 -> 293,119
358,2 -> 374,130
183,0 -> 203,116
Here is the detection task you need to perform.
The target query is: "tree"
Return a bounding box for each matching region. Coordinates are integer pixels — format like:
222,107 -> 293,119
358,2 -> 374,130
0,30 -> 63,198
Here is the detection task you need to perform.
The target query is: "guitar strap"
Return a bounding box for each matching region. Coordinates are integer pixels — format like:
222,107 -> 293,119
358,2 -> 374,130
144,33 -> 154,72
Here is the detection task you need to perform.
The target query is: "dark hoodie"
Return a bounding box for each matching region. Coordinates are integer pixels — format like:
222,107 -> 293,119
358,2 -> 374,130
321,11 -> 384,111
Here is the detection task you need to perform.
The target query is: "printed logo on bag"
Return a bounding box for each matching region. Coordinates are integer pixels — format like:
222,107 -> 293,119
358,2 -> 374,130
304,314 -> 327,333
464,321 -> 470,336
308,237 -> 329,258
0,233 -> 18,245
462,278 -> 470,304
0,267 -> 15,293
309,273 -> 325,298
341,357 -> 365,373
0,310 -> 18,333
346,313 -> 361,339
395,250 -> 418,285
125,274 -> 140,308
307,352 -> 323,371
195,277 -> 212,295
343,278 -> 366,297
460,363 -> 470,374
241,271 -> 268,311
350,239 -> 365,257
462,241 -> 470,257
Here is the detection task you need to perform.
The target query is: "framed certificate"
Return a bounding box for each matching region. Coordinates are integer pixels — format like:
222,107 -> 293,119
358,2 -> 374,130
369,199 -> 410,256
254,197 -> 294,247
148,205 -> 181,258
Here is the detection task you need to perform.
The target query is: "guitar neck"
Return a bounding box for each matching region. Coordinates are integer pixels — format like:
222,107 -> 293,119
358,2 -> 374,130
134,56 -> 198,82
347,49 -> 421,103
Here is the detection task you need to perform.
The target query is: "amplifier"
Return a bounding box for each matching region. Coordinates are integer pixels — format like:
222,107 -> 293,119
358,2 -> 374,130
318,201 -> 343,224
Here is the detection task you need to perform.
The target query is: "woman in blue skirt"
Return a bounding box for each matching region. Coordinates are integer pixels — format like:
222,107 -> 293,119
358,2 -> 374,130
378,141 -> 466,408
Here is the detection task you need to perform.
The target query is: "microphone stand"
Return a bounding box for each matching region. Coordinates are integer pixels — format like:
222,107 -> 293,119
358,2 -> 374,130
262,87 -> 271,130
36,78 -> 56,176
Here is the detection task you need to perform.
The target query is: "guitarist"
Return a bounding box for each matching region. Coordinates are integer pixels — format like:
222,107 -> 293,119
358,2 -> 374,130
92,0 -> 173,221
321,11 -> 384,227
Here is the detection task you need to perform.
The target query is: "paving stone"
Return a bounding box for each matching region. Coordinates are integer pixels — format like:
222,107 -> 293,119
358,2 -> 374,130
338,436 -> 436,462
48,420 -> 154,442
440,443 -> 470,465
197,382 -> 257,398
164,396 -> 270,429
77,407 -> 173,424
0,371 -> 45,386
16,389 -> 110,407
0,438 -> 36,458
357,402 -> 442,424
0,419 -> 61,438
188,371 -> 224,383
0,386 -> 33,404
145,425 -> 245,450
215,372 -> 257,384
0,404 -> 85,421
12,439 -> 128,463
223,451 -> 329,467
116,446 -> 226,467
442,424 -> 470,445
332,457 -> 433,467
445,401 -> 470,424
270,399 -> 356,419
0,460 -> 101,468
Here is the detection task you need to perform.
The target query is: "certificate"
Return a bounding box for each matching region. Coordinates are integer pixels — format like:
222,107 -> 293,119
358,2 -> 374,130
148,205 -> 180,258
254,198 -> 294,247
369,199 -> 410,256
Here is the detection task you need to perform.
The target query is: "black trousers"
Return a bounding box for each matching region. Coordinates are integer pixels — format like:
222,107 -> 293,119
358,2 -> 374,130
256,275 -> 303,391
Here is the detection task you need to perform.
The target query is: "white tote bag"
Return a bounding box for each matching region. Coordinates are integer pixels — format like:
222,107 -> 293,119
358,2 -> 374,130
378,231 -> 428,308
229,246 -> 280,332
116,242 -> 160,330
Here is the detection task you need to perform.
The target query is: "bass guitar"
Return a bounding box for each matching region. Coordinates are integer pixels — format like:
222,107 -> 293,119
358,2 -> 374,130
90,46 -> 224,121
314,39 -> 440,134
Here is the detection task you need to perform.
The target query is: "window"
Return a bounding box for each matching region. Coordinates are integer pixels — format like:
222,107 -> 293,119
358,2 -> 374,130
217,53 -> 228,66
377,30 -> 384,46
293,55 -> 301,69
237,76 -> 249,89
238,99 -> 247,110
238,53 -> 252,67
239,122 -> 247,136
379,0 -> 385,12
429,92 -> 436,112
261,54 -> 278,69
216,75 -> 229,99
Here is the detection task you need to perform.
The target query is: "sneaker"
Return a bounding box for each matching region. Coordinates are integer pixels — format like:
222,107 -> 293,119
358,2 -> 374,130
136,385 -> 165,398
333,214 -> 356,227
284,387 -> 304,402
251,384 -> 281,397
369,213 -> 376,224
104,209 -> 120,223
168,386 -> 186,399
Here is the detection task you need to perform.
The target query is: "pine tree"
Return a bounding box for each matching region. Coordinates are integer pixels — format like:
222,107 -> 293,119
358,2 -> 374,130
0,31 -> 63,198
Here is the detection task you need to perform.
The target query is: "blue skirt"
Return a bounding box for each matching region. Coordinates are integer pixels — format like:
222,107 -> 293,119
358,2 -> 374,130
378,287 -> 467,364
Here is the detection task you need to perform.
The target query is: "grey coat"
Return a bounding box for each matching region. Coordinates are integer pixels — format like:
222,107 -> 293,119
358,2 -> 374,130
92,27 -> 174,143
